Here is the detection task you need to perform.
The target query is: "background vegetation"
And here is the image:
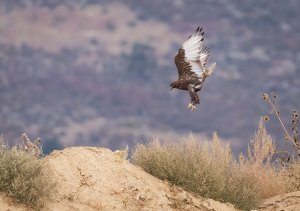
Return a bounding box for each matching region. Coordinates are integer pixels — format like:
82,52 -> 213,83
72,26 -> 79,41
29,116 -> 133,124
132,120 -> 300,210
0,0 -> 299,154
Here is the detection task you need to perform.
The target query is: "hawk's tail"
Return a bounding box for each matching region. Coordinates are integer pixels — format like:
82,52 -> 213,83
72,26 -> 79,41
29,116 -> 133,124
204,63 -> 216,77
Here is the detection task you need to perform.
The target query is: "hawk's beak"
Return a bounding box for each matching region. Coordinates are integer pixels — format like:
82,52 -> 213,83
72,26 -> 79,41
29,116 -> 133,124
169,86 -> 173,91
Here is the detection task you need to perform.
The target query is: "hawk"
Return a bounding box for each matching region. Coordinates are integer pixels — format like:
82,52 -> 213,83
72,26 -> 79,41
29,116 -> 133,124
170,27 -> 216,111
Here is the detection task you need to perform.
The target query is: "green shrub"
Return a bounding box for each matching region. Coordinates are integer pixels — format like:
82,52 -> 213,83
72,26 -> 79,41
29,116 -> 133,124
0,138 -> 56,209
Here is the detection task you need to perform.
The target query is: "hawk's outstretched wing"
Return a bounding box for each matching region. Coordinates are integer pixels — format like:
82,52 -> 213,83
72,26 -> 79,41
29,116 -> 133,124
174,27 -> 211,78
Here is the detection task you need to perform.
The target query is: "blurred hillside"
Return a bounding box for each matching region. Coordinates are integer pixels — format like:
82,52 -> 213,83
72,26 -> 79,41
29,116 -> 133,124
0,0 -> 299,153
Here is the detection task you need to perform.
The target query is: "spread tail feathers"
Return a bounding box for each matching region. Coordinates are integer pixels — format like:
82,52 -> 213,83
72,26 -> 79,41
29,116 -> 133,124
204,63 -> 216,77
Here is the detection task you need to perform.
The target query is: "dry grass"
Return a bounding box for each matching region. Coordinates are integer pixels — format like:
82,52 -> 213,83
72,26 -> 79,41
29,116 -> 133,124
0,135 -> 56,210
239,119 -> 288,199
132,120 -> 295,211
260,92 -> 300,192
281,159 -> 300,191
262,92 -> 299,157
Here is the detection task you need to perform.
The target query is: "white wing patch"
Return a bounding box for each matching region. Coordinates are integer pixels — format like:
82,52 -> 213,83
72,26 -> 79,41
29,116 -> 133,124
199,47 -> 210,68
189,61 -> 202,76
182,35 -> 203,61
181,27 -> 211,76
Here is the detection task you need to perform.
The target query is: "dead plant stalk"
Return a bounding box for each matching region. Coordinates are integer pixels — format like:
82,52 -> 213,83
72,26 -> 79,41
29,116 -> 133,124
267,99 -> 291,142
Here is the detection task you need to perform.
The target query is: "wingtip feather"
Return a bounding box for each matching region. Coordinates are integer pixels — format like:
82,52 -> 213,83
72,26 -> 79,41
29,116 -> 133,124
205,63 -> 216,76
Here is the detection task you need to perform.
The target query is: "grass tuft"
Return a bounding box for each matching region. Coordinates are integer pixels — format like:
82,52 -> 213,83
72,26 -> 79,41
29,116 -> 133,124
132,121 -> 294,210
0,136 -> 56,209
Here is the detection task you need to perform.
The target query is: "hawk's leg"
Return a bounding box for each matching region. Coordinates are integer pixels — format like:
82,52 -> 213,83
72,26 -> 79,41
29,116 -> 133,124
187,84 -> 199,111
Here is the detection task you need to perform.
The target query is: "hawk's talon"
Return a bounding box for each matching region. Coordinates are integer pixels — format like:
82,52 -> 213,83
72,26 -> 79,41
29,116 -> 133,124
187,103 -> 196,111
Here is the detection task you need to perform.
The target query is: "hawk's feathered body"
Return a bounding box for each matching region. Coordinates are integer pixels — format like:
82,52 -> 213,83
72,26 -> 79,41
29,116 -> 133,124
170,27 -> 216,111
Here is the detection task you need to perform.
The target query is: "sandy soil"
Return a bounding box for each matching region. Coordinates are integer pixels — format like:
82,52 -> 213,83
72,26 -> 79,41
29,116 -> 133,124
258,191 -> 300,211
0,147 -> 299,211
43,147 -> 238,211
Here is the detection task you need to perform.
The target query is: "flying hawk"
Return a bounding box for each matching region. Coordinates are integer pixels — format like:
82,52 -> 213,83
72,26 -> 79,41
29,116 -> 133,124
170,27 -> 216,111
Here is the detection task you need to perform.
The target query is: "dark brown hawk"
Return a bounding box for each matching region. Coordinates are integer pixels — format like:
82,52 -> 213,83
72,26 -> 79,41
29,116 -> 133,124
170,27 -> 216,111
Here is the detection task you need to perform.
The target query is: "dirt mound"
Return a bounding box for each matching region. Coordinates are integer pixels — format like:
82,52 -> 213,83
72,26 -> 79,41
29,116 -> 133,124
1,147 -> 300,211
0,147 -> 239,210
45,147 -> 238,210
259,191 -> 300,211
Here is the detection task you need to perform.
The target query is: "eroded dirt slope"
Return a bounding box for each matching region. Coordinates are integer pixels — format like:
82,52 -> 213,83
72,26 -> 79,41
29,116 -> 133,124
43,147 -> 237,211
259,191 -> 300,211
4,147 -> 300,210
